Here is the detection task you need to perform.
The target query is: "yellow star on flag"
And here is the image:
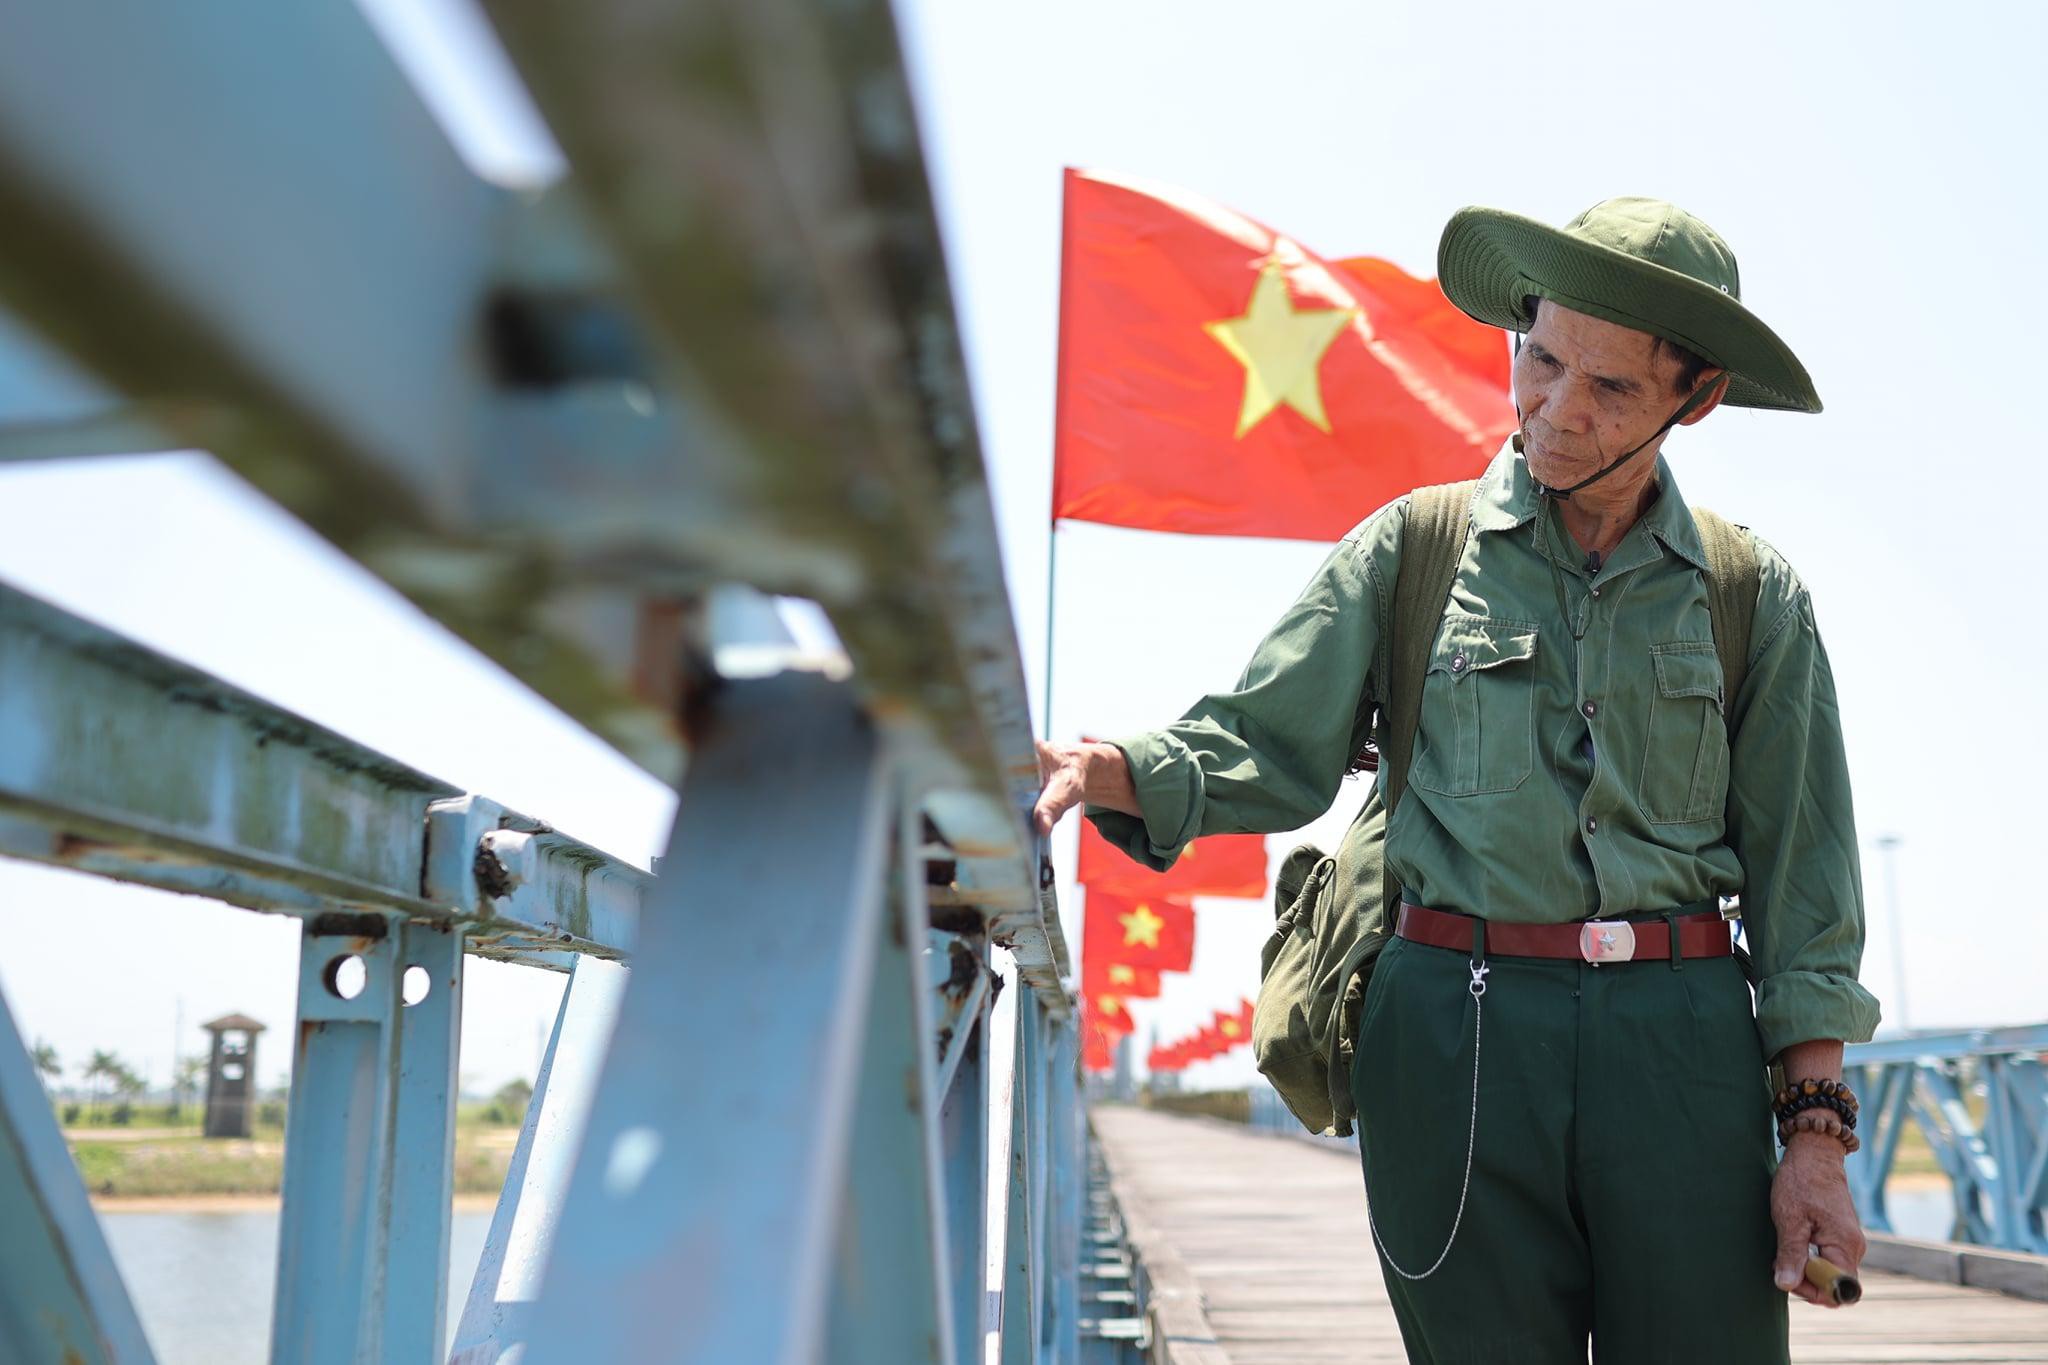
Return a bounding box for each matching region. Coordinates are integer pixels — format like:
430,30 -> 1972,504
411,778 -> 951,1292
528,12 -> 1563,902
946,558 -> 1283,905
1108,964 -> 1138,986
1220,1019 -> 1242,1038
1120,902 -> 1165,949
1203,261 -> 1357,438
1099,995 -> 1125,1017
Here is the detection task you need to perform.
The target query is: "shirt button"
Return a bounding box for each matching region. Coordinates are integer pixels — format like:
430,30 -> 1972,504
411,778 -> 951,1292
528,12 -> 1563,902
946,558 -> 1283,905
1450,653 -> 1468,673
1582,700 -> 1598,718
1585,817 -> 1599,835
1591,586 -> 1603,599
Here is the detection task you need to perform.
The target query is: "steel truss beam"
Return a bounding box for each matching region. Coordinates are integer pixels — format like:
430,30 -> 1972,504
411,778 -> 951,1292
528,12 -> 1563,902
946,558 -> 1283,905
453,957 -> 629,1364
0,980 -> 158,1365
272,917 -> 465,1362
0,581 -> 647,963
525,671 -> 896,1361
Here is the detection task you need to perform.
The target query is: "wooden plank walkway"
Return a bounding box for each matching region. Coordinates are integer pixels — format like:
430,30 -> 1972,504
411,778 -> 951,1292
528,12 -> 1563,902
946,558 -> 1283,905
1094,1106 -> 2048,1364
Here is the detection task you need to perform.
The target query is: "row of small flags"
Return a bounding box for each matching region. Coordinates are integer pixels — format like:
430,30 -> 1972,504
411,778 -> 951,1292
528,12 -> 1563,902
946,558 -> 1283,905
1053,165 -> 1515,1073
1146,998 -> 1256,1073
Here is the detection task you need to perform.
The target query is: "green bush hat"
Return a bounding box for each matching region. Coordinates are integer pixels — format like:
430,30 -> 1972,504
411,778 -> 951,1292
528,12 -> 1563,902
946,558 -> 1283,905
1437,196 -> 1821,413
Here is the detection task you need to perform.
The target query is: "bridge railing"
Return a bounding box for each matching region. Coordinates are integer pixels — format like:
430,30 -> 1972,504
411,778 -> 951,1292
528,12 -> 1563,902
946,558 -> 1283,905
0,2 -> 1083,1362
1237,1027 -> 2048,1256
1843,1026 -> 2048,1254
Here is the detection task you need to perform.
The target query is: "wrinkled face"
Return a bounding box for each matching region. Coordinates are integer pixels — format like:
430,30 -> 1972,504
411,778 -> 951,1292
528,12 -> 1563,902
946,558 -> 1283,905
1513,300 -> 1714,491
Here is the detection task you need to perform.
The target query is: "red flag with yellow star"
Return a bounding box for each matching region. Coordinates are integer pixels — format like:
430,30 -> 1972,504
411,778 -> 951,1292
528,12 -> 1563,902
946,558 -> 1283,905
1212,1005 -> 1250,1052
1083,957 -> 1163,1000
1077,821 -> 1268,900
1081,992 -> 1135,1073
1083,890 -> 1195,973
1052,168 -> 1514,541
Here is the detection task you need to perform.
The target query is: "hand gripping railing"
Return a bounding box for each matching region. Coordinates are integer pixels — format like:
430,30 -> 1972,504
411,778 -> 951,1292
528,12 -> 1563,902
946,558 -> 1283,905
0,1 -> 1083,1361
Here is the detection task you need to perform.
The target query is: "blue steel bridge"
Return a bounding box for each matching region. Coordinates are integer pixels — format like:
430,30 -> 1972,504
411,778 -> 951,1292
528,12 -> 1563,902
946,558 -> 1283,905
0,3 -> 1089,1362
4,5 -> 2048,1365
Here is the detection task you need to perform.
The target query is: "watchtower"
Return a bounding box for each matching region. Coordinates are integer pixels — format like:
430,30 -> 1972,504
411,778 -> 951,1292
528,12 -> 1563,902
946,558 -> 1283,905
200,1013 -> 265,1139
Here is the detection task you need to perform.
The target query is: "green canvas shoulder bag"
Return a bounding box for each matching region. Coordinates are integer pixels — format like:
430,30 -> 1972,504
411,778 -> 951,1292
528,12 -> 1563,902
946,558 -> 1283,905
1252,488 -> 1758,1137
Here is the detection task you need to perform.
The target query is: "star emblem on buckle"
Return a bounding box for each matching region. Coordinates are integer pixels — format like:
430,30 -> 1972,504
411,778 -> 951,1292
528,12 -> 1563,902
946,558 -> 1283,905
1579,920 -> 1636,965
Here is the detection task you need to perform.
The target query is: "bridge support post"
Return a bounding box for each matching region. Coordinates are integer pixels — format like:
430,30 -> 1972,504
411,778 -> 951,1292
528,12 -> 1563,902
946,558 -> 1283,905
939,932 -> 994,1365
452,956 -> 628,1363
1045,1015 -> 1084,1365
1001,980 -> 1047,1365
823,775 -> 958,1363
0,978 -> 158,1365
522,671 -> 895,1364
272,916 -> 465,1364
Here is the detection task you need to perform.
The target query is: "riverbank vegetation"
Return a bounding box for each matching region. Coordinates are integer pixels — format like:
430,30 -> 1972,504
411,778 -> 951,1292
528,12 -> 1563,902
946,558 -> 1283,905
59,1079 -> 535,1200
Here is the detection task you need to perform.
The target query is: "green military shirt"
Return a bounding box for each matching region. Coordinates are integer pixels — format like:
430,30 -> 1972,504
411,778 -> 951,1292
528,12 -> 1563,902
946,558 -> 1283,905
1089,446 -> 1880,1062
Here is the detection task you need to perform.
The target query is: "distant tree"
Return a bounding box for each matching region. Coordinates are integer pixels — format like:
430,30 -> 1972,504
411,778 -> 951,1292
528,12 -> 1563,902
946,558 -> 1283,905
83,1050 -> 122,1122
113,1063 -> 146,1103
30,1040 -> 60,1091
108,1064 -> 145,1128
486,1078 -> 535,1126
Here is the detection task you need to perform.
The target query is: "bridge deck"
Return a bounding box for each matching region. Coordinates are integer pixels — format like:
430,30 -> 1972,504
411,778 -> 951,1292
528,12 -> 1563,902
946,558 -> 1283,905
1094,1106 -> 2048,1364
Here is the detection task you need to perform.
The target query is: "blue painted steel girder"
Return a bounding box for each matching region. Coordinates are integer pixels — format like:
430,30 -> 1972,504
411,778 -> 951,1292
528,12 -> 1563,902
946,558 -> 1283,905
524,671 -> 897,1363
272,917 -> 466,1363
0,979 -> 158,1365
452,957 -> 629,1364
0,580 -> 647,962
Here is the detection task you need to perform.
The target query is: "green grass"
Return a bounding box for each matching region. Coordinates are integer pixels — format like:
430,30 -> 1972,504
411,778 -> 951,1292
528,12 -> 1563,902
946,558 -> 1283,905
66,1117 -> 521,1198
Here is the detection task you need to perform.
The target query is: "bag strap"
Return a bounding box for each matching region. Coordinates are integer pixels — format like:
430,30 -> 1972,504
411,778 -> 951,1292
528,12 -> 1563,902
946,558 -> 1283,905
1377,480 -> 1478,829
1692,508 -> 1760,714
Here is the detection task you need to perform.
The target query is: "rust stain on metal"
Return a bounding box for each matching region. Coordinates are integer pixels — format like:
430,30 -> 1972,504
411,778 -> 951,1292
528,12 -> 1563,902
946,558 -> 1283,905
473,843 -> 515,901
928,905 -> 980,936
52,832 -> 111,861
309,911 -> 387,939
938,938 -> 978,1002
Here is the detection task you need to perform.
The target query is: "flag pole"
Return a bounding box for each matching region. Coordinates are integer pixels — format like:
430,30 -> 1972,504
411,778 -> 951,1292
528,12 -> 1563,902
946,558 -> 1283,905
1041,524 -> 1059,742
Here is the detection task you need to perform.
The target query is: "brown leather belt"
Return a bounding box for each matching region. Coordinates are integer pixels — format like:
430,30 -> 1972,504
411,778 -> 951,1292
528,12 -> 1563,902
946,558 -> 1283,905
1396,903 -> 1732,964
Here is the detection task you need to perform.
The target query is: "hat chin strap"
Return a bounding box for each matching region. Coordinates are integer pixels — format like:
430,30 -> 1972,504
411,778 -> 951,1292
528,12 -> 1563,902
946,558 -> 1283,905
1519,378 -> 1722,501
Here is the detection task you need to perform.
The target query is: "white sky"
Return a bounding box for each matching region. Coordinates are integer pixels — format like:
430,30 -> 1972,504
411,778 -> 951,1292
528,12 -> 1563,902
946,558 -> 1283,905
2,0 -> 2043,1097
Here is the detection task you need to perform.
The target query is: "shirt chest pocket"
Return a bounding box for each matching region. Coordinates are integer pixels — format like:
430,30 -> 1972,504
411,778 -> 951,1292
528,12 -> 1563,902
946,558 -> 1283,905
1410,615 -> 1539,797
1639,642 -> 1729,824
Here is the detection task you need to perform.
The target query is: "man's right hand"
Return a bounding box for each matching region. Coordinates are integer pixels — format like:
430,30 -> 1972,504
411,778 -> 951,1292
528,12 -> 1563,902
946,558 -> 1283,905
1032,740 -> 1138,837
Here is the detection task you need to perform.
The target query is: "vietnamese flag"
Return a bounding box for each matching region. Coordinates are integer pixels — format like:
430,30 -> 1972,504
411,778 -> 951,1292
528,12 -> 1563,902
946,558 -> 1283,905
1078,822 -> 1269,900
1213,1007 -> 1249,1052
1084,957 -> 1163,1000
1083,890 -> 1196,973
1082,1031 -> 1114,1072
1081,993 -> 1135,1073
1053,167 -> 1515,541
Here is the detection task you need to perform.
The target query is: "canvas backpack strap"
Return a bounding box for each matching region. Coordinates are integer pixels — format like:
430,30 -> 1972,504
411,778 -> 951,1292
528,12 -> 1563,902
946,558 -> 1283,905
1375,480 -> 1479,906
1692,507 -> 1761,715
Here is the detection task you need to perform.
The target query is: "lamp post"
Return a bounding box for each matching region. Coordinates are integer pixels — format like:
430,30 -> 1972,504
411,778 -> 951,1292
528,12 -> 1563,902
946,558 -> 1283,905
1876,835 -> 1909,1034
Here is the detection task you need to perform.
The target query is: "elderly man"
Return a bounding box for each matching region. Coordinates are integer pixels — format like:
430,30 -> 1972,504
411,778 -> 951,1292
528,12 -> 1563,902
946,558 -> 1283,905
1034,198 -> 1880,1362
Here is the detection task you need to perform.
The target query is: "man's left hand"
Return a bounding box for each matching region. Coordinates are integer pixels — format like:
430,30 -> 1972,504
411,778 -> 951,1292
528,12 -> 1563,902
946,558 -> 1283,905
1771,1132 -> 1866,1307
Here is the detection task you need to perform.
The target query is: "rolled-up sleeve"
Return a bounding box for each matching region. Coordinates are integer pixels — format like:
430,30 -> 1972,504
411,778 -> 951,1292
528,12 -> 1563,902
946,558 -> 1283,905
1725,542 -> 1882,1061
1086,500 -> 1405,869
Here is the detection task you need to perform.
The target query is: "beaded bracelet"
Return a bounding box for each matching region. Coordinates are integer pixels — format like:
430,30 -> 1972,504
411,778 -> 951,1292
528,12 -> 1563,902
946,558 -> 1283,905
1779,1109 -> 1861,1155
1773,1077 -> 1859,1132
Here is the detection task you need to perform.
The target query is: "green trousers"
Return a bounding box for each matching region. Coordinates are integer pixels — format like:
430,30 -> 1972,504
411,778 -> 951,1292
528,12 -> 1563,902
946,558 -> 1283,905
1350,929 -> 1789,1364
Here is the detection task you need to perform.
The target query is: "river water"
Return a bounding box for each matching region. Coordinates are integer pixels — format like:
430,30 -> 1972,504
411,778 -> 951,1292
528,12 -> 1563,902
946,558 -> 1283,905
99,1188 -> 1960,1362
100,1209 -> 493,1364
